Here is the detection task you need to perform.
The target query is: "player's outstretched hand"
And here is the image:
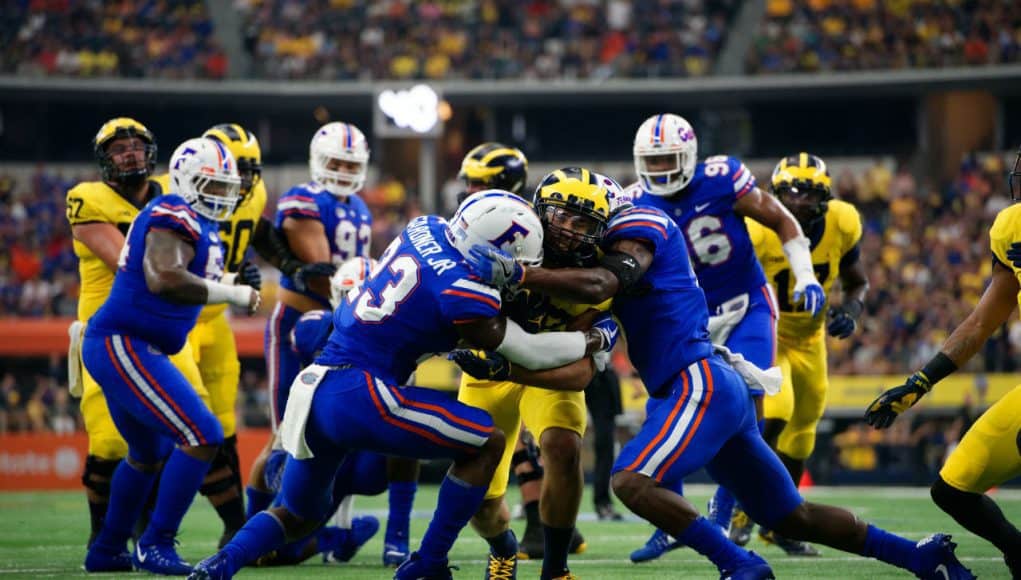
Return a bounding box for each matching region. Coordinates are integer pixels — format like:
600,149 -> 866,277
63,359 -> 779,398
793,280 -> 826,317
448,349 -> 512,381
293,262 -> 338,293
826,305 -> 857,338
1007,241 -> 1021,268
467,244 -> 525,289
591,313 -> 620,353
237,261 -> 262,291
864,373 -> 931,429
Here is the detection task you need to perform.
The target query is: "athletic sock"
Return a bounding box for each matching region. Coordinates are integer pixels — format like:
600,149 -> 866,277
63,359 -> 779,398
540,525 -> 573,578
417,473 -> 486,565
93,461 -> 158,552
677,516 -> 750,573
140,449 -> 212,544
862,524 -> 921,573
386,480 -> 417,544
486,529 -> 518,558
245,486 -> 275,520
222,511 -> 287,575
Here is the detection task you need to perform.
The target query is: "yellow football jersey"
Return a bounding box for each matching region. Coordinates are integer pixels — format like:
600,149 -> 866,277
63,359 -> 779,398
66,178 -> 164,321
989,203 -> 1021,312
748,199 -> 863,339
152,175 -> 268,322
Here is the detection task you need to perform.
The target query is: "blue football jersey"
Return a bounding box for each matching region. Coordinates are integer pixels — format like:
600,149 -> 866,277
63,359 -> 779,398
87,194 -> 225,354
318,215 -> 502,386
632,155 -> 766,310
274,181 -> 372,305
603,206 -> 713,397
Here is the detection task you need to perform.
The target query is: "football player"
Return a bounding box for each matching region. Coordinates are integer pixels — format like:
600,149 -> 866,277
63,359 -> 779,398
67,118 -> 211,549
627,113 -> 824,559
457,142 -> 528,203
456,168 -> 612,579
189,191 -> 618,580
82,138 -> 259,574
747,153 -> 869,555
465,185 -> 975,580
246,121 -> 372,528
865,147 -> 1021,577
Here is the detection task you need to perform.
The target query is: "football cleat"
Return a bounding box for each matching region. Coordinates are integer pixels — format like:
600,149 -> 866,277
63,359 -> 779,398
383,533 -> 411,567
187,552 -> 231,580
517,526 -> 586,559
485,552 -> 517,580
757,529 -> 821,556
393,552 -> 456,580
323,516 -> 380,563
569,527 -> 587,555
720,551 -> 775,580
83,546 -> 133,573
629,528 -> 684,563
133,538 -> 193,575
729,508 -> 755,547
596,502 -> 624,521
915,534 -> 976,580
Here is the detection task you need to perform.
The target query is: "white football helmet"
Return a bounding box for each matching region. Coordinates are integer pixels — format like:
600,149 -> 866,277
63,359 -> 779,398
448,190 -> 544,269
329,256 -> 376,308
633,113 -> 698,196
309,122 -> 370,197
169,137 -> 242,221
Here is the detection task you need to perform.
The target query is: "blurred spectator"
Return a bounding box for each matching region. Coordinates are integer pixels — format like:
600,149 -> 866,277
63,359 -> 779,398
747,0 -> 1021,74
2,0 -> 222,79
238,0 -> 737,81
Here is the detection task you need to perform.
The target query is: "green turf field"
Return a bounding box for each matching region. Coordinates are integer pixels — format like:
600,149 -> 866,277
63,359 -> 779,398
1,484 -> 1016,579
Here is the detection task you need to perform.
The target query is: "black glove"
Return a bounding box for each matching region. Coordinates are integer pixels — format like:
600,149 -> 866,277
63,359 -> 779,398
1006,241 -> 1021,268
826,299 -> 863,339
289,261 -> 337,293
448,349 -> 512,381
237,261 -> 262,291
864,373 -> 932,429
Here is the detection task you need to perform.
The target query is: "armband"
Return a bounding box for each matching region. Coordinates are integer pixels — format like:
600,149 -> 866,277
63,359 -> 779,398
599,251 -> 642,291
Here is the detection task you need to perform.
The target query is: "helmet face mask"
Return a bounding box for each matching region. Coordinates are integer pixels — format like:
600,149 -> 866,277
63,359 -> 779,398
633,113 -> 697,196
309,122 -> 370,198
94,117 -> 157,187
533,167 -> 613,267
170,138 -> 242,222
770,153 -> 832,228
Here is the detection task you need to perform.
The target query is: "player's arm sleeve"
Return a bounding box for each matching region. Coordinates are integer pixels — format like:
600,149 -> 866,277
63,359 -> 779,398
275,189 -> 321,225
148,199 -> 202,244
603,207 -> 671,253
729,158 -> 757,200
438,277 -> 503,324
838,203 -> 865,269
66,185 -> 113,226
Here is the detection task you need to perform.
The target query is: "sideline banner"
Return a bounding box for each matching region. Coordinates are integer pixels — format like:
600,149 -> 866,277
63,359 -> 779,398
0,428 -> 272,491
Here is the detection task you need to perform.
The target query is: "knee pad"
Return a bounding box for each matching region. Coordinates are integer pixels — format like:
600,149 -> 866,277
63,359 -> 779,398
82,456 -> 120,497
264,449 -> 289,494
200,436 -> 240,497
512,438 -> 544,486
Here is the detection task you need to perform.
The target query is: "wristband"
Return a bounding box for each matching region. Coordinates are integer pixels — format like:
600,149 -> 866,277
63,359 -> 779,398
203,279 -> 251,307
917,352 -> 958,388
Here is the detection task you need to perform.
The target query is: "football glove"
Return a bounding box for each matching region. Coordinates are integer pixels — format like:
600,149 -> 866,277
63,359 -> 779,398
448,349 -> 512,381
237,260 -> 262,291
591,312 -> 620,353
826,304 -> 858,339
1006,241 -> 1021,268
864,373 -> 932,429
291,261 -> 338,293
793,280 -> 826,317
467,244 -> 525,289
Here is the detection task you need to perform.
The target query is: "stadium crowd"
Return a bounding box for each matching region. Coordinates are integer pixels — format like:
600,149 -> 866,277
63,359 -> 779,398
237,0 -> 736,80
2,0 -> 227,79
747,0 -> 1021,74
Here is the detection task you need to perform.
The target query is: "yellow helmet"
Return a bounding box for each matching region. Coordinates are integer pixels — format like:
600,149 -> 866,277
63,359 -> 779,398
770,152 -> 832,225
93,117 -> 157,185
533,167 -> 613,266
458,142 -> 528,196
203,123 -> 262,199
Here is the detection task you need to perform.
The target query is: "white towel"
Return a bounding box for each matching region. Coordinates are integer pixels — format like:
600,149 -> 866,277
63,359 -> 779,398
713,343 -> 783,396
279,364 -> 330,459
707,293 -> 750,345
67,321 -> 85,398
